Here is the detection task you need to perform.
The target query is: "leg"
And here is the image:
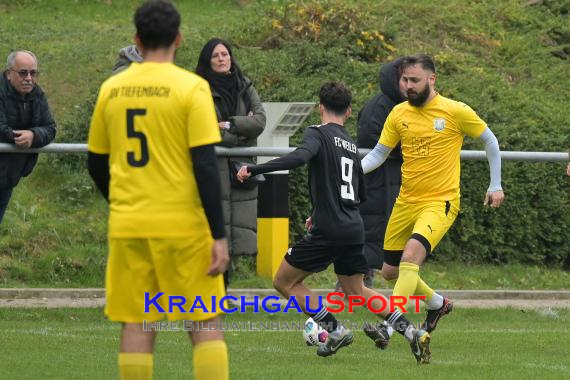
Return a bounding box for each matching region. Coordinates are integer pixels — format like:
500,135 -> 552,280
403,201 -> 459,332
333,247 -> 399,351
274,239 -> 339,317
313,271 -> 361,357
339,274 -> 430,363
388,238 -> 451,338
274,260 -> 350,357
188,316 -> 228,380
121,323 -> 157,352
273,259 -> 316,313
382,198 -> 413,287
381,258 -> 401,284
119,324 -> 156,380
0,187 -> 14,224
339,274 -> 411,330
382,250 -> 444,314
364,283 -> 431,364
361,240 -> 383,289
338,274 -> 391,349
149,237 -> 228,379
106,239 -> 159,380
392,238 -> 426,310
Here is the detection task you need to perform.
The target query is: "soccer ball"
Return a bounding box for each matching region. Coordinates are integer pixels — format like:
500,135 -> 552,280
303,317 -> 329,346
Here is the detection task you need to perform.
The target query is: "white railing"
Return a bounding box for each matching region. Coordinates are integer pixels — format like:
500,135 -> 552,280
0,143 -> 568,162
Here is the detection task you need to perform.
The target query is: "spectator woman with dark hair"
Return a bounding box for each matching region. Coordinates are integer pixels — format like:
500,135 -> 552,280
195,38 -> 266,287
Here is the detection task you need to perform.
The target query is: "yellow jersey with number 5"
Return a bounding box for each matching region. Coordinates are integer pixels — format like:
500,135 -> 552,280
88,62 -> 221,238
379,94 -> 487,202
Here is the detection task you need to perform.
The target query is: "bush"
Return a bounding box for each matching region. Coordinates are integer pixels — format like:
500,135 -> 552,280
253,0 -> 397,63
234,0 -> 570,267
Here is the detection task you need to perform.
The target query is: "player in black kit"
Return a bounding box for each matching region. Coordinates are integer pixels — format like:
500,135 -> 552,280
237,82 -> 431,364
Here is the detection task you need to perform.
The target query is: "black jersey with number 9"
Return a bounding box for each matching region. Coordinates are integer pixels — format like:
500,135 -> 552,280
302,123 -> 365,245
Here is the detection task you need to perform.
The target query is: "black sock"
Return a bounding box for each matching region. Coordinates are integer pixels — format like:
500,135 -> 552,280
386,309 -> 412,336
311,306 -> 338,332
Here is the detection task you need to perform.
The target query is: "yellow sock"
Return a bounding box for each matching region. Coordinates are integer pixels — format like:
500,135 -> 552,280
193,340 -> 229,380
393,262 -> 420,311
415,276 -> 435,301
118,353 -> 153,380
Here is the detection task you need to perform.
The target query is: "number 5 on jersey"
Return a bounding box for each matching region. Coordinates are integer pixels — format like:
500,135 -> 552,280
127,109 -> 149,167
340,156 -> 354,200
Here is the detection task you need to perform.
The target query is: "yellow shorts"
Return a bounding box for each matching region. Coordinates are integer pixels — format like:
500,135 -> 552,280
384,197 -> 459,254
105,237 -> 225,323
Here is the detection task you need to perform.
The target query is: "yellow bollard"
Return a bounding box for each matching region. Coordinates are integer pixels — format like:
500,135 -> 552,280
256,173 -> 289,279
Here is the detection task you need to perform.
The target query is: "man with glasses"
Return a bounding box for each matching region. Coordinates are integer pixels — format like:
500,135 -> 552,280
0,50 -> 56,224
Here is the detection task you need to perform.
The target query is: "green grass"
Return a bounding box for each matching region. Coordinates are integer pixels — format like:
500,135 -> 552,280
1,0 -> 569,286
1,307 -> 569,379
230,257 -> 570,290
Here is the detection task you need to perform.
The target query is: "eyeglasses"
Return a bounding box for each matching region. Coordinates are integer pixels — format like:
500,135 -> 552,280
10,69 -> 39,79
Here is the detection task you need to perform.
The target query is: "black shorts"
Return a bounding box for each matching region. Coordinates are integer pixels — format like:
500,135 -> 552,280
284,237 -> 368,276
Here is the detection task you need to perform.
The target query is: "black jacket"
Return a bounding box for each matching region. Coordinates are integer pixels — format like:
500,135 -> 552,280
356,58 -> 405,268
0,74 -> 56,190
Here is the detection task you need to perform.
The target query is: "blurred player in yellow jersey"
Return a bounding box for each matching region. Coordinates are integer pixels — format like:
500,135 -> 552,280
87,1 -> 229,379
362,54 -> 505,337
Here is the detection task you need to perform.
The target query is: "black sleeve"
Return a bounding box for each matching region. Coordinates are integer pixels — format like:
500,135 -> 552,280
30,94 -> 57,148
0,98 -> 15,143
248,147 -> 314,176
190,144 -> 226,239
248,127 -> 320,176
87,152 -> 110,201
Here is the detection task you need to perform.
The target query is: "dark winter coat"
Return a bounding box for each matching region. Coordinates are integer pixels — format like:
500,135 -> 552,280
212,76 -> 266,256
356,58 -> 405,268
0,74 -> 56,190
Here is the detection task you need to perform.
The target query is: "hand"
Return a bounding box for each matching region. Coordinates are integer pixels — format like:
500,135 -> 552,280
207,238 -> 230,276
236,165 -> 251,183
305,216 -> 313,231
218,121 -> 230,130
484,190 -> 505,208
13,130 -> 34,148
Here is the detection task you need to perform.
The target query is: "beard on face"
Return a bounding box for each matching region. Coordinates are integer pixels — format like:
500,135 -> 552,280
407,83 -> 430,107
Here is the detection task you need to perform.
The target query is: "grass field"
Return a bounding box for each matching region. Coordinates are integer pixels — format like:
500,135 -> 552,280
1,0 -> 569,289
231,259 -> 570,291
1,306 -> 569,379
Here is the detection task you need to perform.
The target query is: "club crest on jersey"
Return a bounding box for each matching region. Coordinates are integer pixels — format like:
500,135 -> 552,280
433,118 -> 446,132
